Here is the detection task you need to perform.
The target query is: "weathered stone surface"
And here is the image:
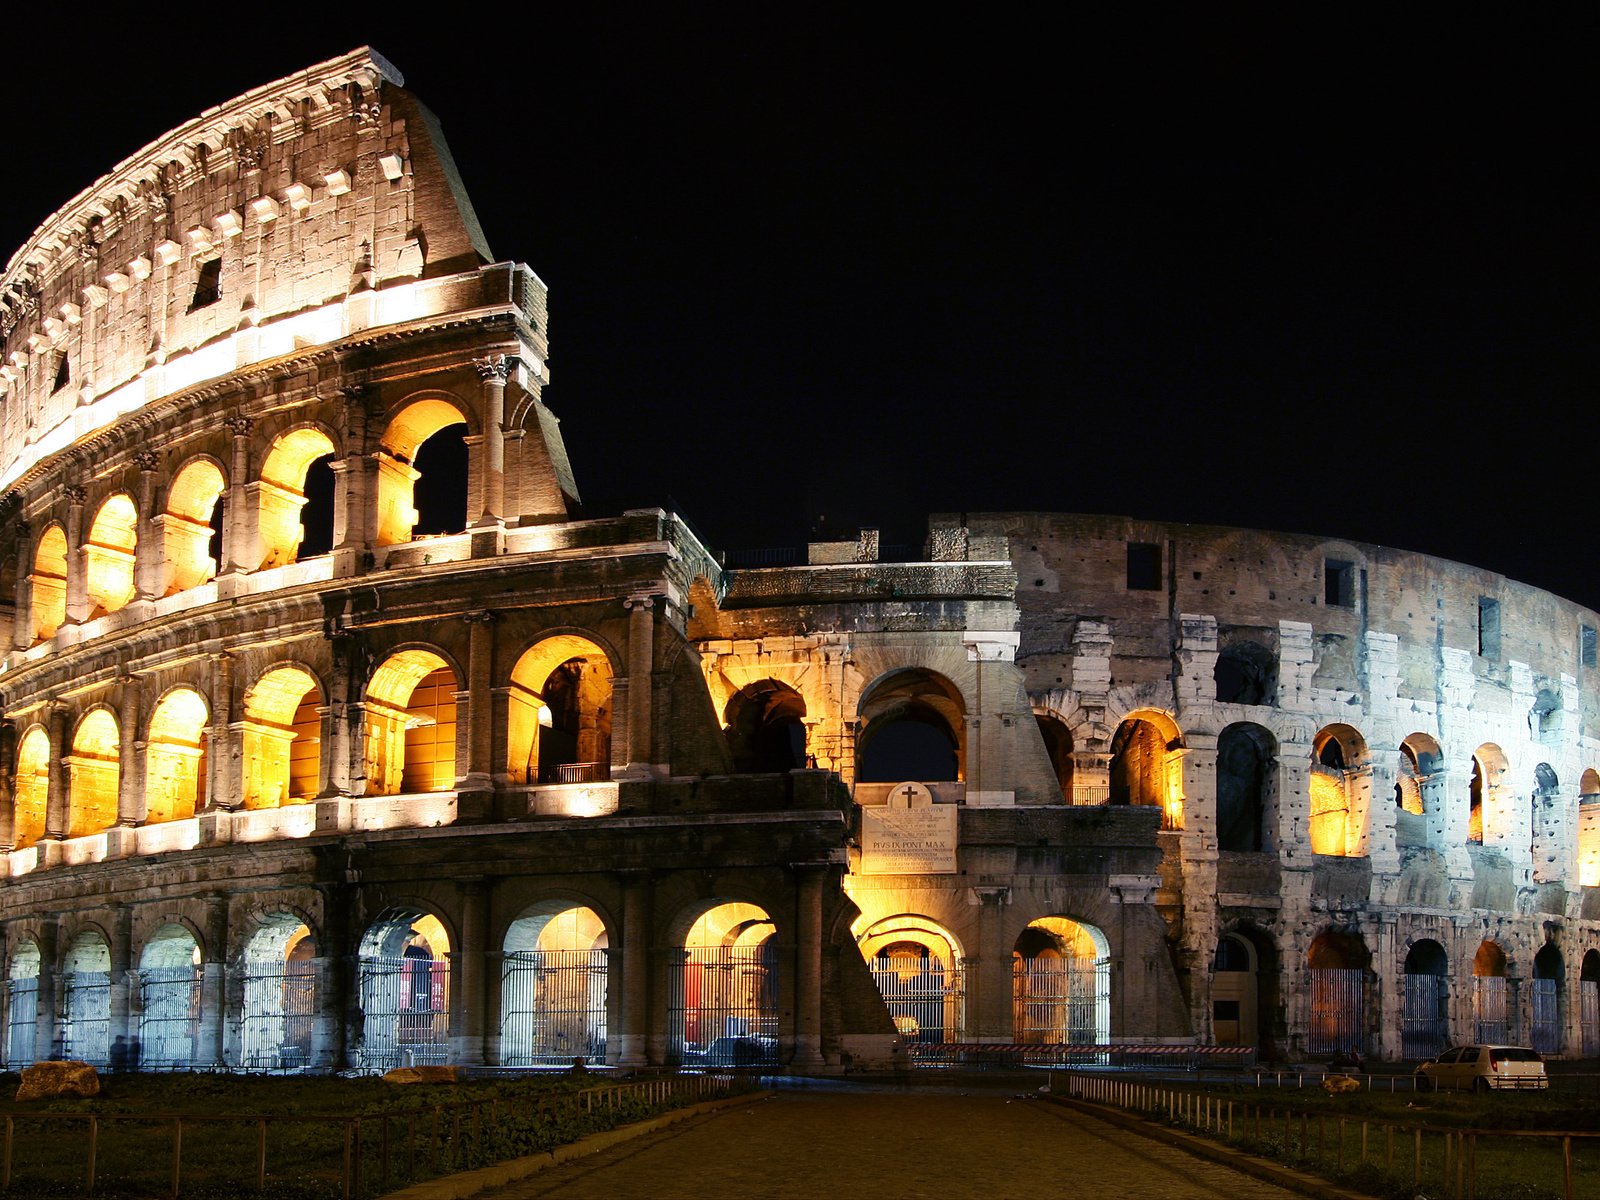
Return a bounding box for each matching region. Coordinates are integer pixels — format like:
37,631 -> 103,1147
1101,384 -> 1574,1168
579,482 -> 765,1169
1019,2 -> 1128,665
16,1062 -> 100,1101
382,1065 -> 461,1085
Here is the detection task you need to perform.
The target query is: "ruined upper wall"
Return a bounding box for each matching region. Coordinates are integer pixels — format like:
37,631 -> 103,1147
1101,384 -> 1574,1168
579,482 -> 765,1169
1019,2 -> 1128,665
0,48 -> 505,495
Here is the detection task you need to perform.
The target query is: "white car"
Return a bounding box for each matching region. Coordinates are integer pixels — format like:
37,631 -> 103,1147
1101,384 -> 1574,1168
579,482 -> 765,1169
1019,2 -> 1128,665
1414,1045 -> 1548,1092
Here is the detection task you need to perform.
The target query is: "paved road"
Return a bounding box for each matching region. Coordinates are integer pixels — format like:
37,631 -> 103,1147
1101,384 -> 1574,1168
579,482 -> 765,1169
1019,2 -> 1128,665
482,1084 -> 1306,1199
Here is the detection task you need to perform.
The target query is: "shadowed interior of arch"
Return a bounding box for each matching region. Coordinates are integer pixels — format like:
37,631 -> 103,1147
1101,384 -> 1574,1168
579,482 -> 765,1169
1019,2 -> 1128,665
258,429 -> 336,569
377,400 -> 469,545
507,637 -> 612,784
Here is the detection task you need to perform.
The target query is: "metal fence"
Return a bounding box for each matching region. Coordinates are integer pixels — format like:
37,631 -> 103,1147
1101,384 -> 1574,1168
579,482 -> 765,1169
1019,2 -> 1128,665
1012,955 -> 1109,1044
356,956 -> 449,1070
1402,973 -> 1449,1060
1474,975 -> 1510,1044
668,946 -> 779,1066
240,961 -> 316,1071
61,972 -> 110,1065
1583,980 -> 1599,1058
139,967 -> 202,1069
1532,977 -> 1561,1055
500,949 -> 608,1065
7,979 -> 36,1067
1306,967 -> 1363,1055
870,959 -> 965,1043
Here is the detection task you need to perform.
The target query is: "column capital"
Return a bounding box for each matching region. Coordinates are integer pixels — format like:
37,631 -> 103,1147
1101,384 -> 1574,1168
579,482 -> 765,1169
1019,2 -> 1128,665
461,609 -> 499,626
474,353 -> 512,384
132,450 -> 159,472
223,416 -> 253,438
63,485 -> 87,506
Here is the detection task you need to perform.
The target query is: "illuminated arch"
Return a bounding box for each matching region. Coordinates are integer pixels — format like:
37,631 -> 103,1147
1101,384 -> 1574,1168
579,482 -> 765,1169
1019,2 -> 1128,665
671,901 -> 779,1066
30,525 -> 67,641
138,924 -> 202,1069
355,909 -> 451,1070
1109,707 -> 1185,829
1012,916 -> 1110,1044
1034,712 -> 1074,803
1306,930 -> 1368,1055
857,914 -> 966,1044
1309,723 -> 1370,857
84,494 -> 138,617
67,709 -> 120,838
12,725 -> 49,850
375,398 -> 471,546
856,668 -> 965,784
365,649 -> 457,795
501,902 -> 611,1065
257,426 -> 336,569
241,666 -> 322,809
162,458 -> 226,594
507,635 -> 614,785
144,688 -> 209,824
1469,743 -> 1511,847
1473,938 -> 1511,1042
239,915 -> 316,1071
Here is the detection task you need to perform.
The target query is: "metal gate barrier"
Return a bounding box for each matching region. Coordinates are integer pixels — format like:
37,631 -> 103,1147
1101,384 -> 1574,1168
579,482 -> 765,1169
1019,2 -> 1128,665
138,966 -> 202,1068
6,979 -> 36,1067
1531,977 -> 1561,1055
1582,980 -> 1599,1057
356,956 -> 449,1070
1474,976 -> 1510,1044
240,962 -> 316,1070
1011,956 -> 1109,1044
668,946 -> 778,1067
870,960 -> 965,1043
500,949 -> 608,1065
1306,967 -> 1363,1055
1402,973 -> 1448,1059
61,972 -> 110,1065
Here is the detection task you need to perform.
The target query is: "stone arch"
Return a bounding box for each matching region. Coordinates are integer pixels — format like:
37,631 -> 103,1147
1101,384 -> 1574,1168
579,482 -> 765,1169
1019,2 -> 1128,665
1396,733 -> 1444,850
1211,932 -> 1260,1048
144,687 -> 209,824
1217,923 -> 1280,1057
501,899 -> 612,1066
355,907 -> 452,1070
162,457 -> 227,594
1470,743 -> 1511,847
857,914 -> 966,1044
29,524 -> 67,641
723,679 -> 807,774
1310,723 -> 1370,857
11,724 -> 49,851
507,633 -> 615,785
1306,930 -> 1368,1056
1217,722 -> 1275,852
241,665 -> 323,809
365,648 -> 458,796
257,425 -> 337,569
6,939 -> 40,1067
137,923 -> 202,1069
1582,776 -> 1600,888
1109,707 -> 1184,828
1532,763 -> 1563,882
376,396 -> 472,546
670,900 -> 780,1067
1214,640 -> 1277,706
60,929 -> 111,1065
1402,938 -> 1450,1059
1033,710 -> 1074,803
67,707 -> 120,838
239,913 -> 316,1071
1012,915 -> 1110,1044
856,668 -> 965,784
1472,938 -> 1511,1042
84,493 -> 138,617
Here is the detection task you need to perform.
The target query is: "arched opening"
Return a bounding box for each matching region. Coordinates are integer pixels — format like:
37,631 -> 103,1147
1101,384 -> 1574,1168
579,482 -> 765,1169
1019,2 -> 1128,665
1214,641 -> 1276,705
1309,724 -> 1369,857
1035,714 -> 1074,803
29,526 -> 67,641
1109,710 -> 1184,829
671,902 -> 778,1067
1306,931 -> 1368,1055
240,916 -> 315,1071
7,941 -> 40,1068
12,726 -> 49,850
858,915 -> 966,1044
1402,939 -> 1449,1059
508,637 -> 613,785
356,910 -> 450,1070
137,924 -> 201,1069
1211,934 -> 1258,1048
61,931 -> 111,1065
1473,940 -> 1510,1043
1469,744 -> 1510,847
1217,722 -> 1274,851
1532,944 -> 1564,1056
257,428 -> 337,569
1396,734 -> 1444,849
856,670 -> 964,784
376,400 -> 470,546
67,709 -> 120,838
1581,778 -> 1600,888
501,903 -> 610,1066
724,680 -> 807,774
144,689 -> 208,824
1533,763 -> 1562,881
1581,950 -> 1600,1057
365,651 -> 457,796
1011,916 -> 1110,1045
162,460 -> 227,594
241,667 -> 321,809
84,494 -> 138,618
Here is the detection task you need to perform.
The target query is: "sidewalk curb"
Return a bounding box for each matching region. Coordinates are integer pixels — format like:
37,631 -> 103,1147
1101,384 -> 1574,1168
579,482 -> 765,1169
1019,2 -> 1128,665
1039,1094 -> 1377,1200
378,1091 -> 770,1200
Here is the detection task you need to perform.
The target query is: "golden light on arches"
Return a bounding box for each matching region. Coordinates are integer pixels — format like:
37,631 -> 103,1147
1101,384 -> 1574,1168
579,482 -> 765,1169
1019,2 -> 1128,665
85,494 -> 138,617
241,666 -> 321,809
163,460 -> 226,594
68,709 -> 120,838
31,526 -> 68,641
686,902 -> 774,950
507,635 -> 613,785
364,649 -> 457,795
258,428 -> 336,569
375,399 -> 469,547
145,689 -> 209,824
13,726 -> 50,849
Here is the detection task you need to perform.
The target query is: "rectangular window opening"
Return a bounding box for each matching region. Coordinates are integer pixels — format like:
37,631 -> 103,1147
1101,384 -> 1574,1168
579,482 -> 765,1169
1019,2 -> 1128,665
1127,542 -> 1162,591
1324,560 -> 1354,607
189,258 -> 222,312
1478,597 -> 1501,659
1582,624 -> 1596,668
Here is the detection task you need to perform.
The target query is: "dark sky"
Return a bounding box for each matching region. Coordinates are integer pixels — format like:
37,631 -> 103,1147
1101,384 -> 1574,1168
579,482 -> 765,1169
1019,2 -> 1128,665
5,13 -> 1596,606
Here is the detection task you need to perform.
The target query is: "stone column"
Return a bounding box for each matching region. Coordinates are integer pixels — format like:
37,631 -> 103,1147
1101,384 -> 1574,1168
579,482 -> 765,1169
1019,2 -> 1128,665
451,879 -> 489,1066
312,884 -> 351,1071
222,417 -> 254,575
133,451 -> 162,601
459,611 -> 497,793
0,719 -> 15,851
63,485 -> 88,625
116,674 -> 144,828
792,864 -> 826,1068
617,871 -> 651,1067
205,652 -> 236,811
318,631 -> 359,800
972,885 -> 1011,1040
621,593 -> 656,777
44,704 -> 70,842
12,522 -> 32,649
200,893 -> 229,1066
34,917 -> 59,1062
473,355 -> 509,527
107,904 -> 133,1065
332,384 -> 375,578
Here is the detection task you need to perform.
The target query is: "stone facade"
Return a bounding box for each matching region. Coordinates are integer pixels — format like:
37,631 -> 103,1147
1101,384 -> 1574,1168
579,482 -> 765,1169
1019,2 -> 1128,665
0,50 -> 1595,1074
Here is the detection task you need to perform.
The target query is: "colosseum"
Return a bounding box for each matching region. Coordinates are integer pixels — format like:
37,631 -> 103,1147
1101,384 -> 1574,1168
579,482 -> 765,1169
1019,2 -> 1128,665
0,47 -> 1595,1076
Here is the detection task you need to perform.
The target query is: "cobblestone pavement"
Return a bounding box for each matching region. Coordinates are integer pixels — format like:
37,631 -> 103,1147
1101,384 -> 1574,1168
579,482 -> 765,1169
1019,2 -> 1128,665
481,1085 -> 1307,1199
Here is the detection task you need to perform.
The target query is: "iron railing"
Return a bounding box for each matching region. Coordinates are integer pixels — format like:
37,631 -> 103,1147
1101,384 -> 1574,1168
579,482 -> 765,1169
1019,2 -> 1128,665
1012,955 -> 1110,1044
239,961 -> 316,1071
668,946 -> 779,1067
138,967 -> 203,1069
1306,967 -> 1363,1055
61,972 -> 110,1065
870,960 -> 965,1043
355,957 -> 448,1071
1532,977 -> 1561,1055
1402,973 -> 1449,1060
500,949 -> 608,1065
6,979 -> 37,1068
1474,976 -> 1510,1044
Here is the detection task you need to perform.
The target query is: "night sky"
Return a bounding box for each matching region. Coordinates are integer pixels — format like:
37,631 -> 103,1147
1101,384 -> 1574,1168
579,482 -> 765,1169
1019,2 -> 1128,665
4,14 -> 1595,606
